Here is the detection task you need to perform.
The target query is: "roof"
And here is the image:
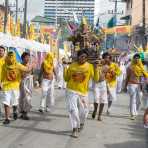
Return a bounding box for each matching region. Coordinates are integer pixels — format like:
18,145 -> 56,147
31,16 -> 55,24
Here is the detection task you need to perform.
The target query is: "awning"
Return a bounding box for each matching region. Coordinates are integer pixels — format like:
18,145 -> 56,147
120,15 -> 131,20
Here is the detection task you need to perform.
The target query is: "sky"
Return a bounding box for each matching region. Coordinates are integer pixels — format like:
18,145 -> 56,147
0,0 -> 125,25
0,0 -> 44,21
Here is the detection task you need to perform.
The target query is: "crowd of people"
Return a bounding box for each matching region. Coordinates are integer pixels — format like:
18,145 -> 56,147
0,46 -> 148,138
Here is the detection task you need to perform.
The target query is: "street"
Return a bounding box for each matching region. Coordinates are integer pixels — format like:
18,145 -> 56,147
0,88 -> 148,148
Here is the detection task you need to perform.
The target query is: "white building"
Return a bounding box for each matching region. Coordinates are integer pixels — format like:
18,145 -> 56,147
44,0 -> 95,25
95,0 -> 126,27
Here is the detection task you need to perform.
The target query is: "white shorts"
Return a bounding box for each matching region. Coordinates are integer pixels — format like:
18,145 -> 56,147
94,81 -> 108,104
65,90 -> 88,112
2,90 -> 20,106
107,86 -> 117,101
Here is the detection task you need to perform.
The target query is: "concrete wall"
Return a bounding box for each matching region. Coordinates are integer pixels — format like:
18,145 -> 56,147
146,0 -> 148,26
132,0 -> 148,26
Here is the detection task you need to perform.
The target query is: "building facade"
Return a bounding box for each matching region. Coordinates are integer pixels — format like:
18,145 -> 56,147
95,0 -> 126,27
123,0 -> 148,49
44,0 -> 95,25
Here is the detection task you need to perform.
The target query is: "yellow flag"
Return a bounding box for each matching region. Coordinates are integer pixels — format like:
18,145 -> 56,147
29,23 -> 35,40
138,46 -> 143,52
75,42 -> 80,51
26,24 -> 29,39
6,14 -> 11,33
10,16 -> 15,35
15,18 -> 21,36
6,14 -> 15,35
0,18 -> 3,32
82,16 -> 88,25
51,38 -> 58,57
64,41 -> 70,55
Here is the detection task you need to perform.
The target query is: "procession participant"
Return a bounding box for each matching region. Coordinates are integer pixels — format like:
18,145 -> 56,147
117,62 -> 126,93
56,58 -> 66,89
19,52 -> 34,120
144,108 -> 148,128
38,53 -> 57,113
64,49 -> 100,138
125,53 -> 148,120
141,61 -> 148,109
88,78 -> 95,110
0,46 -> 5,116
92,58 -> 108,121
102,52 -> 121,115
1,51 -> 33,124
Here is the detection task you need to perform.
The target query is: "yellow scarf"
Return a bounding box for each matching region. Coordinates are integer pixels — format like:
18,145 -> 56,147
43,53 -> 54,74
5,52 -> 17,81
131,60 -> 148,78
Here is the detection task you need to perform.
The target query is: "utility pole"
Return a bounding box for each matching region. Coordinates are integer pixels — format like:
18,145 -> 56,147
15,0 -> 18,23
114,0 -> 118,25
113,0 -> 118,48
4,0 -> 9,33
109,0 -> 124,49
55,0 -> 58,28
142,0 -> 146,51
23,0 -> 28,38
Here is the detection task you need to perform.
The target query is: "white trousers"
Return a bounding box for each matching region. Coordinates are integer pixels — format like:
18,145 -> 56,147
40,79 -> 54,110
57,73 -> 66,89
66,90 -> 89,129
117,75 -> 124,93
143,94 -> 148,109
0,91 -> 3,114
127,84 -> 143,116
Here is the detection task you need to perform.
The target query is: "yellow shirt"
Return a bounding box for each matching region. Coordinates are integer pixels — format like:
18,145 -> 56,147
1,63 -> 28,91
106,63 -> 121,88
64,62 -> 99,96
0,57 -> 5,82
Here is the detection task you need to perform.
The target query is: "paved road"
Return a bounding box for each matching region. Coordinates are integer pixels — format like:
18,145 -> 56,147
0,88 -> 147,148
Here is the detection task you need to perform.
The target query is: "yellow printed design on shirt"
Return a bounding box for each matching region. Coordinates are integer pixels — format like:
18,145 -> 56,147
72,71 -> 86,83
105,63 -> 121,87
1,63 -> 28,91
6,69 -> 17,81
105,69 -> 116,82
64,62 -> 97,96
